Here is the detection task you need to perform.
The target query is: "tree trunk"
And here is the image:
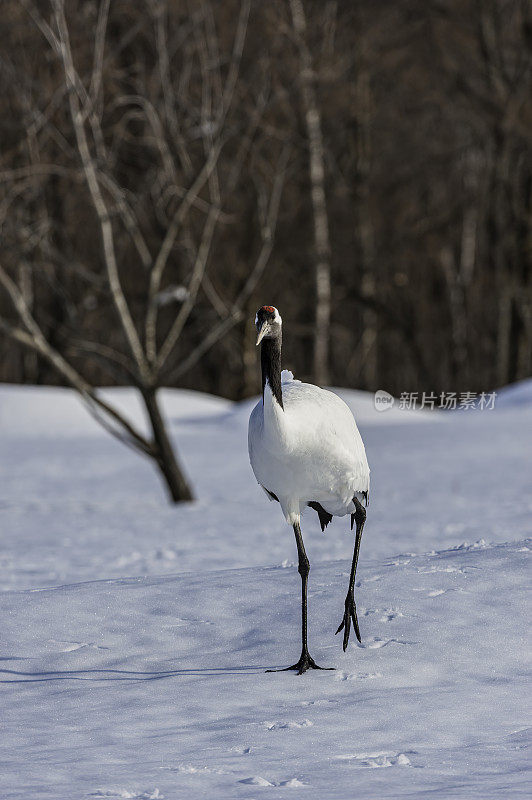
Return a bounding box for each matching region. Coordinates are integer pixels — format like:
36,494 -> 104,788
289,0 -> 332,386
353,44 -> 377,389
141,387 -> 194,503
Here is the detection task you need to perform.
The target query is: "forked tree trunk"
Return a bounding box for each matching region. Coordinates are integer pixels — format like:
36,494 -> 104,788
141,387 -> 194,503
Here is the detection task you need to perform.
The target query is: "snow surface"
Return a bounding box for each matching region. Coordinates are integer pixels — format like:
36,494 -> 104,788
1,381 -> 531,799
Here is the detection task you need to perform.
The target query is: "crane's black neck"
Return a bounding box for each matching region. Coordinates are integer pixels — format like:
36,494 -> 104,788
261,335 -> 283,409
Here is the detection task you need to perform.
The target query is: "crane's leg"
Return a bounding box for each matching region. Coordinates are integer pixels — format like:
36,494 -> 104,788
335,497 -> 366,650
267,521 -> 334,674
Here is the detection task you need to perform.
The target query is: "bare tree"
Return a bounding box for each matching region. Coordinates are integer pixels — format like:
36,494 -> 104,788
0,0 -> 288,501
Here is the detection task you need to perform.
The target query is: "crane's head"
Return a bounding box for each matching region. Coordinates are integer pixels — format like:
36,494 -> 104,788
255,305 -> 282,345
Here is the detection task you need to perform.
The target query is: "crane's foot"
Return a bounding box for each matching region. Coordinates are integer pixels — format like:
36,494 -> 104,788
335,592 -> 361,651
266,649 -> 335,675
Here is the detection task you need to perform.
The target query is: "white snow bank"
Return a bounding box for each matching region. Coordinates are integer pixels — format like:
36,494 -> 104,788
495,378 -> 532,408
0,384 -> 231,438
1,382 -> 531,591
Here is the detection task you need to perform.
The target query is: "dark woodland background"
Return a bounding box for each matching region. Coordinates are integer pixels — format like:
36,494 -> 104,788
1,0 -> 531,401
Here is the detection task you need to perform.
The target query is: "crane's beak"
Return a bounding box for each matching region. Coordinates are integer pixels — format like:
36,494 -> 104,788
256,322 -> 270,346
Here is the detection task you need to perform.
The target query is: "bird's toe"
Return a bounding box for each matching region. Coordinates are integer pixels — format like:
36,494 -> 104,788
336,594 -> 360,650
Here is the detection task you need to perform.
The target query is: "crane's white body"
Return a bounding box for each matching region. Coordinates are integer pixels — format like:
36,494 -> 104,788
248,371 -> 370,525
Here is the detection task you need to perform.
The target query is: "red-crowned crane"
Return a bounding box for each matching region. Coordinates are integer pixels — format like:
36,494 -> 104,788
248,306 -> 370,674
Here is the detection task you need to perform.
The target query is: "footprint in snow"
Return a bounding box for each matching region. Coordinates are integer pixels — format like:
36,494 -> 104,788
360,637 -> 391,649
238,777 -> 307,787
50,640 -> 109,652
418,565 -> 464,574
363,607 -> 402,619
334,671 -> 383,682
90,790 -> 163,799
336,752 -> 412,768
505,728 -> 531,749
264,719 -> 313,730
379,612 -> 404,622
239,777 -> 273,786
359,637 -> 416,649
362,753 -> 411,768
361,574 -> 383,584
300,698 -> 332,707
166,765 -> 225,775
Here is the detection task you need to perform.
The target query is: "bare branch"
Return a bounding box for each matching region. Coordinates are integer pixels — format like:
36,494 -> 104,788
0,263 -> 153,456
112,94 -> 178,183
151,0 -> 193,176
97,171 -> 153,270
52,0 -> 149,380
201,273 -> 229,318
67,338 -> 137,380
165,143 -> 290,380
89,0 -> 111,109
155,202 -> 220,371
80,395 -> 154,459
217,0 -> 251,130
20,0 -> 105,158
170,311 -> 243,380
145,139 -> 225,364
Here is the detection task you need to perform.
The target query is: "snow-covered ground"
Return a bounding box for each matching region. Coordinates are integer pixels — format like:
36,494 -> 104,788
1,382 -> 531,799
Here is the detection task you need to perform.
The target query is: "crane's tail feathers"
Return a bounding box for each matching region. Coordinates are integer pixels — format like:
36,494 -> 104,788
308,501 -> 333,532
